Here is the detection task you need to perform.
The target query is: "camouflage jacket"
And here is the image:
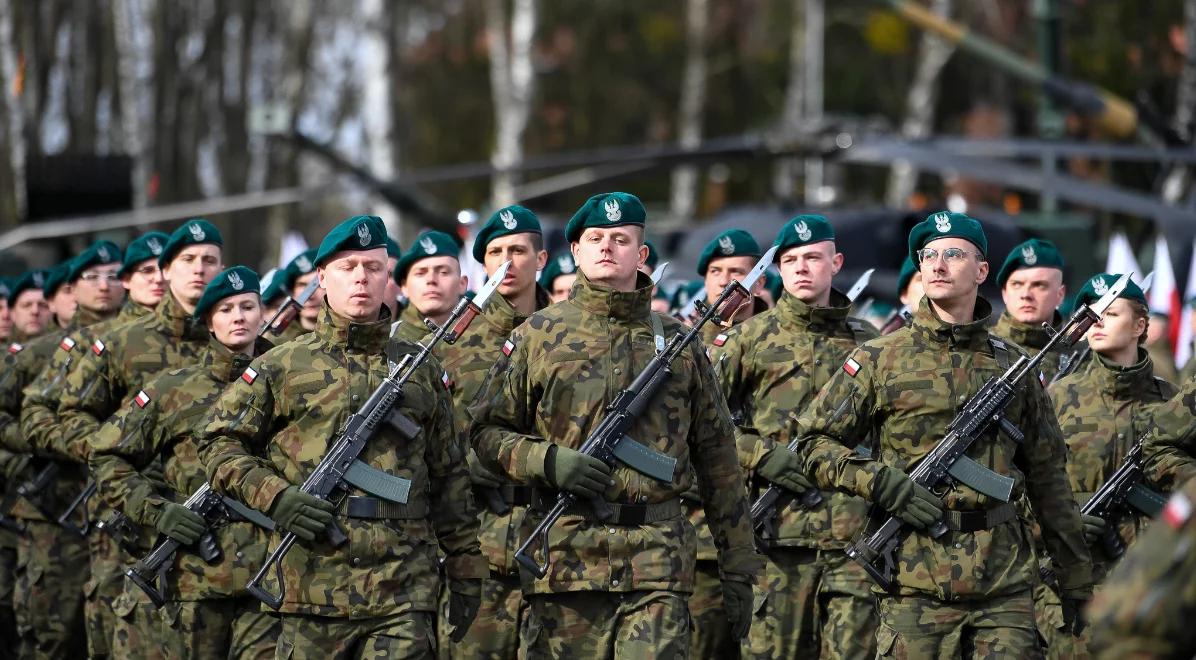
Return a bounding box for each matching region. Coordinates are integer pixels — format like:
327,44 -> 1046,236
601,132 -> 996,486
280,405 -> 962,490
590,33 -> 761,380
1147,340 -> 1180,384
90,335 -> 274,602
795,296 -> 1093,600
1049,349 -> 1175,581
712,289 -> 877,551
992,310 -> 1064,384
391,302 -> 430,343
435,285 -> 550,575
272,320 -> 308,345
56,292 -> 209,461
469,271 -> 761,595
1142,375 -> 1196,491
197,303 -> 485,618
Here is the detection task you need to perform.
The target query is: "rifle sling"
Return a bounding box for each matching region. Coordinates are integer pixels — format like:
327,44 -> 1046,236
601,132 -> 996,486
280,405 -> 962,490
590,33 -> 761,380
220,496 -> 275,531
344,496 -> 428,520
942,502 -> 1016,532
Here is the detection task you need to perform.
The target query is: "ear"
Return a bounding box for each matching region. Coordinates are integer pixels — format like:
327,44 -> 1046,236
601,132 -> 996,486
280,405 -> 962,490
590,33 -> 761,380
831,252 -> 844,275
976,261 -> 990,286
638,244 -> 649,270
536,249 -> 548,272
461,275 -> 470,291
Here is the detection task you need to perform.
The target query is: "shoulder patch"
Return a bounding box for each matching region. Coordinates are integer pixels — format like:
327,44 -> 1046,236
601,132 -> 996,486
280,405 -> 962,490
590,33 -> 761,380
241,366 -> 259,385
502,339 -> 515,357
133,390 -> 151,408
91,339 -> 106,355
713,333 -> 728,347
7,343 -> 22,354
441,371 -> 452,390
843,357 -> 861,377
59,337 -> 76,352
1164,491 -> 1192,530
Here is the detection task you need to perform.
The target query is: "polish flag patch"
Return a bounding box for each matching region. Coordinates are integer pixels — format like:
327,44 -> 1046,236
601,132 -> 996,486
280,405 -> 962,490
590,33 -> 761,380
6,343 -> 22,354
241,366 -> 259,385
713,333 -> 728,347
59,337 -> 76,352
91,339 -> 106,356
1163,492 -> 1192,530
502,339 -> 515,356
843,358 -> 861,377
441,371 -> 452,390
133,390 -> 151,408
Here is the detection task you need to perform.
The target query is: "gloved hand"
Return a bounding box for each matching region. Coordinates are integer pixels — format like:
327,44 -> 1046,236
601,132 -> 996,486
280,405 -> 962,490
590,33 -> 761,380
1080,513 -> 1106,546
545,445 -> 612,499
141,460 -> 166,484
268,486 -> 335,542
870,466 -> 943,529
722,579 -> 754,639
756,447 -> 813,493
1061,597 -> 1087,636
155,502 -> 206,545
447,577 -> 482,642
467,450 -> 503,489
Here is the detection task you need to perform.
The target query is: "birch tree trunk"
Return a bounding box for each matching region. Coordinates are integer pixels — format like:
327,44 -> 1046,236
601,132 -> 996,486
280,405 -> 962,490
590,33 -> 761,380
0,0 -> 23,224
113,0 -> 152,208
360,0 -> 398,232
1163,0 -> 1196,205
772,0 -> 804,201
669,0 -> 708,222
486,0 -> 537,209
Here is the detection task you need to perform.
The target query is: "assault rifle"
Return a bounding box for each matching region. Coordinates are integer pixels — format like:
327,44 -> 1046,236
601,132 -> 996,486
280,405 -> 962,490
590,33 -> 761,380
261,276 -> 321,337
1080,440 -> 1166,560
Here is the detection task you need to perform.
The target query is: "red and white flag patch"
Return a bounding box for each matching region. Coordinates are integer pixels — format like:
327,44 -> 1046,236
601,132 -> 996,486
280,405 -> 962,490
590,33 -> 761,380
133,390 -> 151,408
91,339 -> 106,356
59,337 -> 76,352
441,371 -> 452,390
713,333 -> 728,347
1163,492 -> 1192,530
6,343 -> 22,354
241,366 -> 258,385
843,358 -> 861,377
502,339 -> 515,356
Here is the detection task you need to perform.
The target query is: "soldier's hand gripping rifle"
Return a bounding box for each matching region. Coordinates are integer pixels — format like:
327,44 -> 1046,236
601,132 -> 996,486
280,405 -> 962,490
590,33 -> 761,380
514,247 -> 778,579
245,261 -> 511,609
846,273 -> 1131,592
749,269 -> 874,536
1080,440 -> 1166,560
261,276 -> 321,337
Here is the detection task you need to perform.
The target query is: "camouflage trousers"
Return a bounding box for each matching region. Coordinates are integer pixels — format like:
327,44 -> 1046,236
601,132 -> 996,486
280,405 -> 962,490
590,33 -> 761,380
0,541 -> 16,660
520,589 -> 690,660
111,584 -> 166,660
1032,580 -> 1089,659
274,610 -> 437,659
742,547 -> 877,660
440,571 -> 525,659
689,560 -> 736,659
159,598 -> 279,659
84,532 -> 126,658
14,519 -> 88,659
875,590 -> 1043,659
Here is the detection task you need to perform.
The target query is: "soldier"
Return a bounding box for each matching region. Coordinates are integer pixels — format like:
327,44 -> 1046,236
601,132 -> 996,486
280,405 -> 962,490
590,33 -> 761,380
697,229 -> 767,346
795,211 -> 1093,657
384,236 -> 403,317
0,275 -> 15,655
8,270 -> 50,342
259,268 -> 285,321
1141,360 -> 1196,490
275,247 -> 323,343
469,192 -> 761,659
42,263 -> 77,331
993,238 -> 1068,382
117,231 -> 169,311
197,215 -> 485,658
879,256 -> 923,335
90,266 -> 277,659
0,278 -> 12,342
713,214 -> 879,660
539,250 -> 577,304
393,230 -> 469,343
436,205 -> 549,659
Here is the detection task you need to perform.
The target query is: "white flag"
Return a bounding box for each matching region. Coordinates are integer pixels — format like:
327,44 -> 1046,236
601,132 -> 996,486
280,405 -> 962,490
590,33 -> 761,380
1178,238 -> 1196,368
1105,231 -> 1144,284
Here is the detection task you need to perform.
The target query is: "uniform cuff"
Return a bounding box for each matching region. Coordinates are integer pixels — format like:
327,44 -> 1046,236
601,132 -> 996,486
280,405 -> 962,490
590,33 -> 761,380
246,471 -> 293,514
444,553 -> 488,581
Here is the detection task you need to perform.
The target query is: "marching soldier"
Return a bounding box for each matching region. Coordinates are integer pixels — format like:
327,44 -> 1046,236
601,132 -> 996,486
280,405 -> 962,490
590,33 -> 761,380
384,236 -> 403,317
90,266 -> 278,659
795,211 -> 1093,657
274,247 -> 322,343
8,270 -> 49,342
42,263 -> 77,331
393,231 -> 469,343
437,205 -> 550,658
697,229 -> 768,346
197,215 -> 485,658
539,250 -> 578,304
713,214 -> 879,660
1141,361 -> 1196,490
469,192 -> 762,659
993,238 -> 1068,382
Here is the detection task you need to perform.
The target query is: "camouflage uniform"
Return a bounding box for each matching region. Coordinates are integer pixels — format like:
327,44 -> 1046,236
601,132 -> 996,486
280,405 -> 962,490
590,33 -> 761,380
469,271 -> 762,659
434,285 -> 549,659
393,301 -> 432,343
1146,341 -> 1179,384
197,303 -> 486,658
89,335 -> 278,659
0,449 -> 16,659
1085,479 -> 1196,658
273,320 -> 308,345
712,289 -> 878,660
993,310 -> 1065,384
1142,375 -> 1196,490
795,297 -> 1093,657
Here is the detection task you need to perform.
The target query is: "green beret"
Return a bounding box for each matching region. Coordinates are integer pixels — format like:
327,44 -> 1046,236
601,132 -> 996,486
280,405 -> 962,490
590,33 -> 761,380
897,256 -> 918,297
193,266 -> 260,319
11,270 -> 48,301
43,262 -> 73,297
698,229 -> 761,276
394,231 -> 460,283
764,269 -> 783,302
908,211 -> 987,263
0,277 -> 10,303
996,238 -> 1064,288
670,279 -> 706,310
282,248 -> 319,290
1075,272 -> 1147,310
120,232 -> 169,276
473,205 -> 542,262
69,240 -> 123,283
159,219 -> 223,266
259,268 -> 284,305
564,192 -> 647,242
773,215 -> 835,258
645,240 -> 660,269
314,215 -> 388,268
386,236 -> 402,259
538,250 -> 578,289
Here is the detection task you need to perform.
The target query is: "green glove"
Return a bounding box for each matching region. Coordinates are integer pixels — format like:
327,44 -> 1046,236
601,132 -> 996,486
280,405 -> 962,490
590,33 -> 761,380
1081,513 -> 1106,546
268,486 -> 336,542
155,502 -> 206,545
467,450 -> 503,489
1061,597 -> 1087,636
756,447 -> 813,493
870,466 -> 943,529
447,578 -> 482,642
545,445 -> 612,499
721,579 -> 754,640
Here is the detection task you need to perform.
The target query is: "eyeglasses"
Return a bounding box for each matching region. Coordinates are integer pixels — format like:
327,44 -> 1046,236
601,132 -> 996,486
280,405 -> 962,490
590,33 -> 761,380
132,265 -> 160,277
78,272 -> 121,283
916,247 -> 983,264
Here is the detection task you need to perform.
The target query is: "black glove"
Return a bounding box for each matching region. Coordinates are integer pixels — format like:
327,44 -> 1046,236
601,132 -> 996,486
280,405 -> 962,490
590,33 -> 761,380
870,466 -> 943,529
1061,597 -> 1087,636
447,578 -> 482,642
756,447 -> 813,493
722,579 -> 754,640
155,502 -> 206,545
1080,513 -> 1106,547
467,451 -> 504,489
268,486 -> 335,542
545,445 -> 612,499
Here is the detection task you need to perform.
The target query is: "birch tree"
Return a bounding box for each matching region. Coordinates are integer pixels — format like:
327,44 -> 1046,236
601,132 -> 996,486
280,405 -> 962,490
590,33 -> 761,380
669,0 -> 708,222
486,0 -> 537,209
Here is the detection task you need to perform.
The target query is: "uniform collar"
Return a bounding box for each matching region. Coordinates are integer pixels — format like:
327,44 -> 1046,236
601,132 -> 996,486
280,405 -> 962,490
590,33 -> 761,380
72,305 -> 116,329
119,299 -> 154,322
398,301 -> 427,332
202,334 -> 273,383
995,309 -> 1061,350
911,295 -> 995,350
1091,348 -> 1157,398
568,271 -> 653,322
482,284 -> 551,335
315,301 -> 392,353
156,291 -> 208,341
776,288 -> 851,330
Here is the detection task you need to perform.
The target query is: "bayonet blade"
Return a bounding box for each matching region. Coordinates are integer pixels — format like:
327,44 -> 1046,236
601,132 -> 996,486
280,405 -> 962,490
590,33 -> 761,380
293,275 -> 322,307
1089,273 -> 1131,317
1140,271 -> 1155,294
739,245 -> 779,292
845,268 -> 875,303
473,260 -> 511,310
650,261 -> 669,285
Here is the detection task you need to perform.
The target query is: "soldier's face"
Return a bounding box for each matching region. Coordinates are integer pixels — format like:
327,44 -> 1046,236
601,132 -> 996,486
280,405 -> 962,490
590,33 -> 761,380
384,257 -> 401,316
551,273 -> 577,303
292,271 -> 325,330
0,299 -> 10,340
778,241 -> 842,305
164,245 -> 223,306
318,248 -> 388,322
48,285 -> 76,327
207,292 -> 262,353
704,256 -> 759,303
11,290 -> 47,336
1087,298 -> 1146,355
572,227 -> 647,292
899,272 -> 925,307
484,234 -> 547,299
402,257 -> 468,319
75,263 -> 123,314
1001,267 -> 1065,325
919,237 -> 988,305
122,260 -> 166,308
